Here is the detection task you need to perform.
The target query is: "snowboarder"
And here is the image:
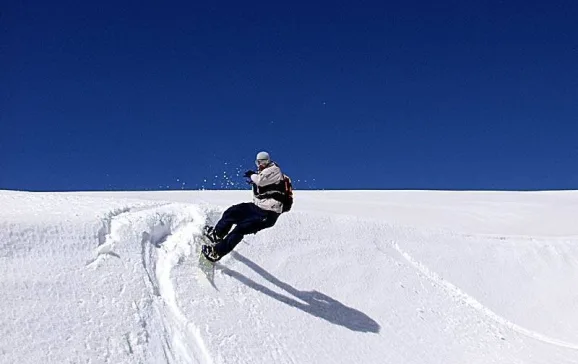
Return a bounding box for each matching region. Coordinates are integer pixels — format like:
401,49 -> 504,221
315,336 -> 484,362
201,151 -> 292,262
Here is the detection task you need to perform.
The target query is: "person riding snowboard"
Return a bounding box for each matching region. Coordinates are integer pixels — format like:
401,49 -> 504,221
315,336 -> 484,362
201,151 -> 292,262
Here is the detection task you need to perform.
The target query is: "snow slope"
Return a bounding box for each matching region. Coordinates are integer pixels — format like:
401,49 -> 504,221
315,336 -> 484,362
1,189 -> 578,364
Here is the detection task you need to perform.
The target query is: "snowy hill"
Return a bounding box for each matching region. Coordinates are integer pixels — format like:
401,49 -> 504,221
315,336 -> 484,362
2,189 -> 578,364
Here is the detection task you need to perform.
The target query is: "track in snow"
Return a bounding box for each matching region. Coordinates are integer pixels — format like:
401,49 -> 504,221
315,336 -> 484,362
389,239 -> 578,350
86,202 -> 218,363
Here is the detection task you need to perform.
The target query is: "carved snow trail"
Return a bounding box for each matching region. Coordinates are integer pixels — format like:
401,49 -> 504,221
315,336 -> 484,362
88,202 -> 216,363
390,240 -> 578,350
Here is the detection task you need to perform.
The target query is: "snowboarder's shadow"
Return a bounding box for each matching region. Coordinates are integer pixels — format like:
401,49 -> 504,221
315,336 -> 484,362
217,252 -> 380,334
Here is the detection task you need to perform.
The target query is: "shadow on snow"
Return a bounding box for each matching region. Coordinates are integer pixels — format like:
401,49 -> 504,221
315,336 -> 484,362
217,251 -> 381,334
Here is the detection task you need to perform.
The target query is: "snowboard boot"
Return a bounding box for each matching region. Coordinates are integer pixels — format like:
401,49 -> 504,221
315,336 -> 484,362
203,225 -> 223,245
201,244 -> 221,262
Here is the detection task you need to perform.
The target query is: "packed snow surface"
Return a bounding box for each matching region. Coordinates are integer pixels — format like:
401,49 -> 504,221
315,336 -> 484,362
1,189 -> 578,364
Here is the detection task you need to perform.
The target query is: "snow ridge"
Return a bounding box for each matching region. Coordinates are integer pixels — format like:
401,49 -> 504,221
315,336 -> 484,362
156,223 -> 215,364
390,240 -> 578,350
86,202 -> 215,363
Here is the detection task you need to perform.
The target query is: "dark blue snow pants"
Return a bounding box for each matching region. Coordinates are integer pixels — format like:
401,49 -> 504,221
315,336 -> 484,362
213,202 -> 280,257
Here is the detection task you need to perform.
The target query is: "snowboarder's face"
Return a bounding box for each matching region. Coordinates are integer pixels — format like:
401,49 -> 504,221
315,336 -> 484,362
256,159 -> 269,169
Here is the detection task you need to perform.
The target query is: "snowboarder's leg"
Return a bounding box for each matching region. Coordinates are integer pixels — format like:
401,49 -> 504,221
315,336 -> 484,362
213,202 -> 254,239
213,205 -> 279,258
202,203 -> 262,262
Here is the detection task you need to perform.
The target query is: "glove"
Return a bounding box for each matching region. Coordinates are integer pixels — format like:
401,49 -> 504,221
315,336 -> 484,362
243,170 -> 256,178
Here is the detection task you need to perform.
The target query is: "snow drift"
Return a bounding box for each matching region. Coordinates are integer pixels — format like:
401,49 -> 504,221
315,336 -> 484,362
1,189 -> 578,364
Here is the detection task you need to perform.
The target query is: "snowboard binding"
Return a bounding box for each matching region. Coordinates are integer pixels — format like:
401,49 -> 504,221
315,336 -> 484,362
201,225 -> 223,262
202,225 -> 222,245
201,244 -> 221,262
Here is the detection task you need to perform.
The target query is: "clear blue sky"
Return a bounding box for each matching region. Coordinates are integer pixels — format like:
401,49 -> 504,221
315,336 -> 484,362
2,1 -> 577,191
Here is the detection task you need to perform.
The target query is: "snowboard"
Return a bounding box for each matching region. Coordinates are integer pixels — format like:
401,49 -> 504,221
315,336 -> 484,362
196,226 -> 220,288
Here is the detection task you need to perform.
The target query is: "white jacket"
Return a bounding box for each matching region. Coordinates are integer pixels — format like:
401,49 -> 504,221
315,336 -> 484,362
250,163 -> 284,214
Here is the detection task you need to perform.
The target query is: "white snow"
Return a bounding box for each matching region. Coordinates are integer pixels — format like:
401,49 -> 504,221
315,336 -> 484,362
1,189 -> 578,364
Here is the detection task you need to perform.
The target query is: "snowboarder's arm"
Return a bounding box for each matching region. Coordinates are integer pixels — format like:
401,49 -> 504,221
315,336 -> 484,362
250,167 -> 282,187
